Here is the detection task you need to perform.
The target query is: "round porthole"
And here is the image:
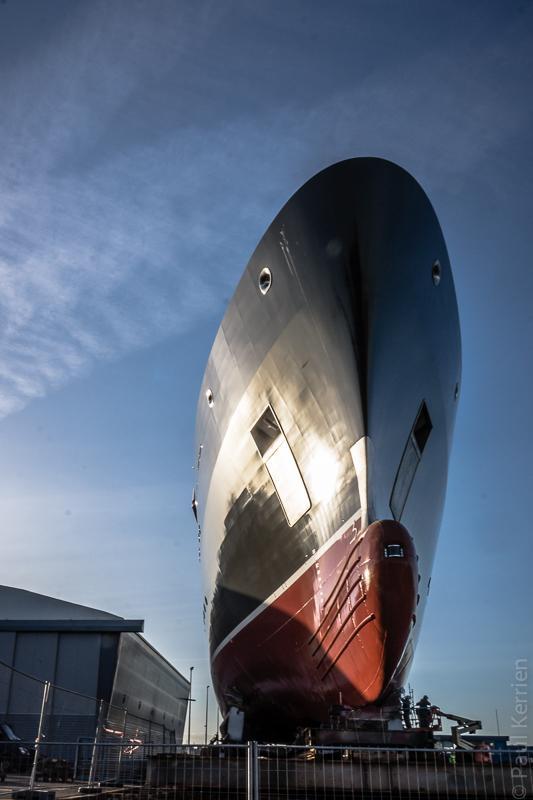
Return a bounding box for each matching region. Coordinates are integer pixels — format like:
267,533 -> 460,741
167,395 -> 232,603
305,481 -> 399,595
205,388 -> 214,407
432,260 -> 441,286
258,267 -> 272,295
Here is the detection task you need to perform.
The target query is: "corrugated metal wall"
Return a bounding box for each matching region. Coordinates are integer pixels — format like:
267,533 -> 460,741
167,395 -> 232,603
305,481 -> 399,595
0,630 -> 188,745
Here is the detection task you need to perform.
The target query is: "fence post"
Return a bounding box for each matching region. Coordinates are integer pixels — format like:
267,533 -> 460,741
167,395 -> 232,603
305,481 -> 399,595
246,741 -> 252,800
115,708 -> 127,783
28,680 -> 50,790
87,699 -> 104,787
247,741 -> 259,800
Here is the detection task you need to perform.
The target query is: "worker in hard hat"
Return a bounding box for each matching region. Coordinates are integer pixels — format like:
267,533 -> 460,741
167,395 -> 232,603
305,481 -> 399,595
416,695 -> 432,728
401,692 -> 412,729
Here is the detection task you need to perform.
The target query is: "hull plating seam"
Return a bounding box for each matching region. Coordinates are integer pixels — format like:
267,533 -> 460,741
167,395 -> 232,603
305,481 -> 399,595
320,612 -> 376,679
312,581 -> 365,660
309,574 -> 364,650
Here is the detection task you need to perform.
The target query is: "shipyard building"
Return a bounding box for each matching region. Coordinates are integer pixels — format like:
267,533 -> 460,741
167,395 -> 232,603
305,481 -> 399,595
0,586 -> 189,746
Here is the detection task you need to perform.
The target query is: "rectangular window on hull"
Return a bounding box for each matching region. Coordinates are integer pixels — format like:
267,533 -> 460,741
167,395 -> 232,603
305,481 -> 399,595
390,401 -> 433,521
250,405 -> 282,457
384,544 -> 404,558
251,406 -> 311,527
412,401 -> 432,455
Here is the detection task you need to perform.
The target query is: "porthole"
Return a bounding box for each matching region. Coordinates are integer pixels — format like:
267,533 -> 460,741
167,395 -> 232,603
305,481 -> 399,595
454,382 -> 459,400
431,260 -> 441,286
258,267 -> 272,295
205,389 -> 214,407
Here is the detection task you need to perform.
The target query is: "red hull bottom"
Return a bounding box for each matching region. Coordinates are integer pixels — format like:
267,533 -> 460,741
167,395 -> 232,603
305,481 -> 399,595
213,518 -> 418,737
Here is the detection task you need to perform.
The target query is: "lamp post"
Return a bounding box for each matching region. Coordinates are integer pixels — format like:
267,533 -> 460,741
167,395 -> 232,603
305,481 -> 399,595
204,685 -> 210,745
187,666 -> 194,746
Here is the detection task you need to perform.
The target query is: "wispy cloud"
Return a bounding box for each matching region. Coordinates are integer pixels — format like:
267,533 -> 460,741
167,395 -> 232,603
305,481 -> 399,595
0,6 -> 232,416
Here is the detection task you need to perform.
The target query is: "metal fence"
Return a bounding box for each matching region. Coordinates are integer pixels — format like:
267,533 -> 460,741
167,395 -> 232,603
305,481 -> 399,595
0,658 -> 181,799
0,658 -> 179,747
1,741 -> 532,799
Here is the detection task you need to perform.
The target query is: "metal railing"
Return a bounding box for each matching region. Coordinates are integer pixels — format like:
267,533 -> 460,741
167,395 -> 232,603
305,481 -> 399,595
0,741 -> 531,799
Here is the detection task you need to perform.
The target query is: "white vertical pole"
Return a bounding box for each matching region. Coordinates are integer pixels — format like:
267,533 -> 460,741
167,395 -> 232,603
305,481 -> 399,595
247,741 -> 253,800
116,708 -> 127,782
87,699 -> 104,787
253,741 -> 259,799
29,680 -> 50,790
246,741 -> 259,800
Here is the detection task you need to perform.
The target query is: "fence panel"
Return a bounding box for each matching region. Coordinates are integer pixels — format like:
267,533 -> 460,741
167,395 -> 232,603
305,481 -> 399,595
1,742 -> 532,799
255,744 -> 533,799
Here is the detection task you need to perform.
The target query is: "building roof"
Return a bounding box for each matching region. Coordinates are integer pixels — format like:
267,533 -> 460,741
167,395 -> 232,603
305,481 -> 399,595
0,585 -> 143,632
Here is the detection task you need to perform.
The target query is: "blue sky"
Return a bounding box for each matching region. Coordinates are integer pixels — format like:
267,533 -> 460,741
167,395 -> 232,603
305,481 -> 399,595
1,0 -> 532,741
